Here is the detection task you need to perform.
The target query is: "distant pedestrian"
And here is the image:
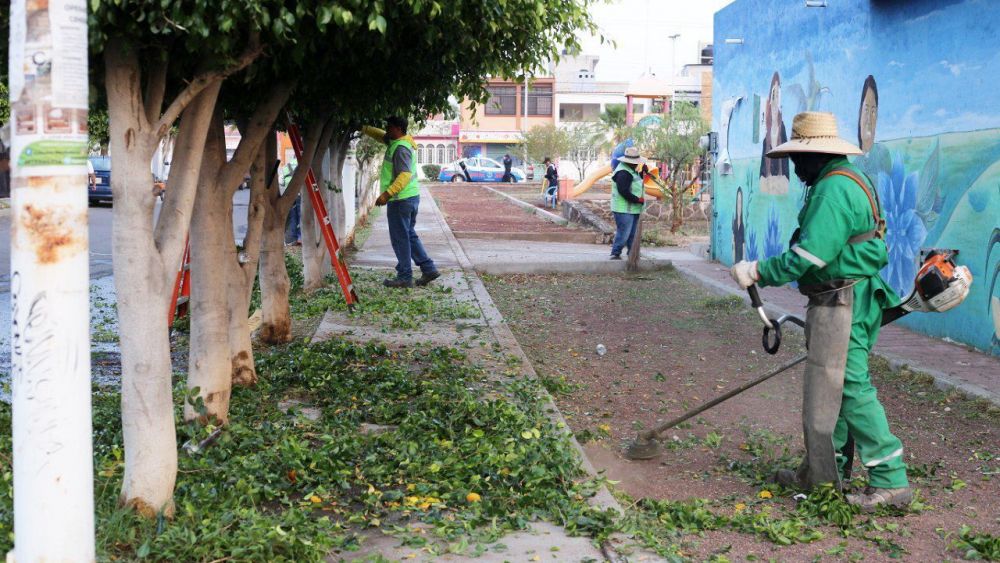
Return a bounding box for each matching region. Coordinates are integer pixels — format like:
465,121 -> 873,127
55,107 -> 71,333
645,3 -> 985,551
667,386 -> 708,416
363,116 -> 440,288
501,153 -> 513,182
609,147 -> 647,260
282,162 -> 301,246
543,157 -> 559,208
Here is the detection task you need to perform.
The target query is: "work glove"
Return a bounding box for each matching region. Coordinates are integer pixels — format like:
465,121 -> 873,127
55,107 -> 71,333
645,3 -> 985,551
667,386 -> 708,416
730,260 -> 759,289
637,197 -> 646,204
375,192 -> 391,206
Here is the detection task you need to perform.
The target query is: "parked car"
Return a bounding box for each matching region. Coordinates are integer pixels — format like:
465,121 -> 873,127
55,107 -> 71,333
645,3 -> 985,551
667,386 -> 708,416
437,157 -> 526,183
88,156 -> 113,205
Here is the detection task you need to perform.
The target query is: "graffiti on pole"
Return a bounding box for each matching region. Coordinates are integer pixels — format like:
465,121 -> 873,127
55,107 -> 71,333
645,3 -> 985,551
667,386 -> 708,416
8,0 -> 95,559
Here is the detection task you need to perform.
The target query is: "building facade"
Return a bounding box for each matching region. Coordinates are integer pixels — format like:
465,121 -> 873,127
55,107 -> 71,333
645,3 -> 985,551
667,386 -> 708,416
459,76 -> 556,166
712,0 -> 1000,355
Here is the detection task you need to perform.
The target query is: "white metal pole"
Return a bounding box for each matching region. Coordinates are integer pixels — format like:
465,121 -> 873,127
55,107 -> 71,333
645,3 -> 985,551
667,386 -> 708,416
8,0 -> 95,560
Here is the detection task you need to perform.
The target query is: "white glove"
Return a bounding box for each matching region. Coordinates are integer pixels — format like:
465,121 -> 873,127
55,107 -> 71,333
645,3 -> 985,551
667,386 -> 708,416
730,260 -> 759,289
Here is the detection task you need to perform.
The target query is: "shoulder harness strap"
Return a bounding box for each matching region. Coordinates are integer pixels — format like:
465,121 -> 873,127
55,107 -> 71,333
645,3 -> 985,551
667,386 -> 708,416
824,167 -> 886,244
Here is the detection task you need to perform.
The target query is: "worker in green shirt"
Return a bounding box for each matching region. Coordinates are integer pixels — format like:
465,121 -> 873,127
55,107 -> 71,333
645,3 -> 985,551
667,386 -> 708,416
729,112 -> 910,511
363,116 -> 440,288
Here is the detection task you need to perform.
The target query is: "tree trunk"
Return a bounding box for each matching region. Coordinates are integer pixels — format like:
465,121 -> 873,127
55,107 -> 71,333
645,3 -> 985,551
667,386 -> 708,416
327,133 -> 350,241
228,143 -> 267,386
258,120 -> 324,342
301,122 -> 336,291
186,112 -> 234,424
186,82 -> 292,420
107,48 -> 222,515
259,203 -> 293,343
670,177 -> 685,234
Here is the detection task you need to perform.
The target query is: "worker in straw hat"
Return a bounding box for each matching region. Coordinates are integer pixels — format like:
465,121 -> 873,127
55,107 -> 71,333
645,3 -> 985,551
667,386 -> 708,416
609,146 -> 649,260
729,111 -> 910,511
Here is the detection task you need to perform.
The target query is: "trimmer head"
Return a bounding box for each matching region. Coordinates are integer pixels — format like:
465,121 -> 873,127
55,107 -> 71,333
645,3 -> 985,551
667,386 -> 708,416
623,435 -> 663,460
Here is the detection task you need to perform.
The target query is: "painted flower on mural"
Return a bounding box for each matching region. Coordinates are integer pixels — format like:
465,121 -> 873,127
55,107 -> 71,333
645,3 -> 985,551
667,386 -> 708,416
877,153 -> 928,296
764,204 -> 784,259
745,229 -> 760,262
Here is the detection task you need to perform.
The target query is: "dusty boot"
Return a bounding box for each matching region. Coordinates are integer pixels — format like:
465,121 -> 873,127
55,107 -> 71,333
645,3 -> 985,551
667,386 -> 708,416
383,278 -> 414,289
415,271 -> 441,287
845,486 -> 912,512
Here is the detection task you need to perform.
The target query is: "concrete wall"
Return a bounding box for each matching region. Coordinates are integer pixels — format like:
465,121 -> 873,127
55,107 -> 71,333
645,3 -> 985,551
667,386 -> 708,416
712,0 -> 1000,355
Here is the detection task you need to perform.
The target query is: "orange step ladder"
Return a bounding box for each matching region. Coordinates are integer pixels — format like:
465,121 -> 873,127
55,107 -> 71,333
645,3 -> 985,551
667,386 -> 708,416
286,116 -> 359,311
168,237 -> 192,324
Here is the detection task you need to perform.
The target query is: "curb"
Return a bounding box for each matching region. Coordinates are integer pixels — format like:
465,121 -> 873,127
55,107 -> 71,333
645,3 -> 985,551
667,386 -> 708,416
671,262 -> 1000,408
422,190 -> 624,515
479,184 -> 570,227
474,259 -> 673,275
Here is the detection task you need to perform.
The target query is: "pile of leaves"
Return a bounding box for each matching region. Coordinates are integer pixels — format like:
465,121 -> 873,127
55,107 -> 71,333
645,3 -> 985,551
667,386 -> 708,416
0,338 -> 616,560
290,270 -> 480,330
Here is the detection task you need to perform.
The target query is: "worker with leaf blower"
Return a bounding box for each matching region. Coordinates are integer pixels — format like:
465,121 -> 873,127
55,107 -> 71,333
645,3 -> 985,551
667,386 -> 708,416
730,111 -> 912,511
363,116 -> 441,289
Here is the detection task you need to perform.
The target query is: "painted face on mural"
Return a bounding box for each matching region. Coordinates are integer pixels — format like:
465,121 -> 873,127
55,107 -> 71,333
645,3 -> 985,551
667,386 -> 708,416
769,82 -> 782,146
858,76 -> 879,152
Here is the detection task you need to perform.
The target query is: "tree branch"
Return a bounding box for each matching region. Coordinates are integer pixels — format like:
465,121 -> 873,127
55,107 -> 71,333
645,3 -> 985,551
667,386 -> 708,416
153,82 -> 223,271
104,36 -> 152,136
155,35 -> 264,138
218,81 -> 296,196
144,54 -> 169,126
279,115 -> 329,207
239,143 -> 269,280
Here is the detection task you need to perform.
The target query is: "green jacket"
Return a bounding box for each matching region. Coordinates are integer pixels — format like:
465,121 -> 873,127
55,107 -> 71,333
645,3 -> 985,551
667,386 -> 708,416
757,157 -> 900,308
379,137 -> 420,201
610,162 -> 644,214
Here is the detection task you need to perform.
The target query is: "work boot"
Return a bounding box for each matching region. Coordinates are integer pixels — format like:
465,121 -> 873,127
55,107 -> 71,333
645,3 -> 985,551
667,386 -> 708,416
415,270 -> 441,287
846,486 -> 912,512
383,278 -> 414,289
610,254 -> 622,260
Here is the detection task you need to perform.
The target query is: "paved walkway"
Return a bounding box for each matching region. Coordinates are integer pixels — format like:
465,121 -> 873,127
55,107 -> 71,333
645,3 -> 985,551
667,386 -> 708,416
354,187 -> 999,406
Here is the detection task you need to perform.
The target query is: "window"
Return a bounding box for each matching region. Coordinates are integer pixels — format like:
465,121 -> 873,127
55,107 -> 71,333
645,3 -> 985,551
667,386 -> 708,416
559,103 -> 600,122
417,144 -> 425,163
437,144 -> 445,164
523,85 -> 553,116
447,145 -> 456,162
485,85 -> 516,115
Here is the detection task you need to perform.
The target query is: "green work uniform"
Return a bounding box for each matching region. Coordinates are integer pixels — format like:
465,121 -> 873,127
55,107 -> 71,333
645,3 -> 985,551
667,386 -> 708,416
757,157 -> 908,489
611,162 -> 644,214
380,138 -> 420,201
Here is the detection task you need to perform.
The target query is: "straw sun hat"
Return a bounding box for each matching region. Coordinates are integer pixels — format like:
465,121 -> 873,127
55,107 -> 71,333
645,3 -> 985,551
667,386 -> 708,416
617,146 -> 647,165
767,112 -> 862,158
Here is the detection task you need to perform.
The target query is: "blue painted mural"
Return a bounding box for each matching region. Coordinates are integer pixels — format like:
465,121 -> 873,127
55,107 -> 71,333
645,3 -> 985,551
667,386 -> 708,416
712,0 -> 1000,355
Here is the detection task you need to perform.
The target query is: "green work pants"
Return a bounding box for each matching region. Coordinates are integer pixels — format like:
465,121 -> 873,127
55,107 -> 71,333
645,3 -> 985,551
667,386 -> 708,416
832,280 -> 909,489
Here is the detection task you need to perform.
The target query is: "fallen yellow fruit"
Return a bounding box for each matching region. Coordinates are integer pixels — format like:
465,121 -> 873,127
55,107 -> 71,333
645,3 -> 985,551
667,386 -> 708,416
309,495 -> 322,503
466,492 -> 482,503
758,490 -> 773,499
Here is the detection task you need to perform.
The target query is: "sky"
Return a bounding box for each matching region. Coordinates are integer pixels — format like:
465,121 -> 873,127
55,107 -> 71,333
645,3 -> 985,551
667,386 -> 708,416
575,0 -> 736,82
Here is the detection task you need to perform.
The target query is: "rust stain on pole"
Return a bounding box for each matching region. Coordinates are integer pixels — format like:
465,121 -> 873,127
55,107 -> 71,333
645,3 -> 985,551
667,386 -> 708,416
20,203 -> 85,264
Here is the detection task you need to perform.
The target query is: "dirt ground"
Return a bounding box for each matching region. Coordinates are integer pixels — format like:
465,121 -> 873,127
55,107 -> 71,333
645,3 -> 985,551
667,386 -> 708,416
428,183 -> 574,233
579,198 -> 711,249
483,268 -> 1000,561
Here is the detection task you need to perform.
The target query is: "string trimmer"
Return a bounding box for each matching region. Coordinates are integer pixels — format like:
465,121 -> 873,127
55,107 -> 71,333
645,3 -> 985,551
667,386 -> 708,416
623,249 -> 972,460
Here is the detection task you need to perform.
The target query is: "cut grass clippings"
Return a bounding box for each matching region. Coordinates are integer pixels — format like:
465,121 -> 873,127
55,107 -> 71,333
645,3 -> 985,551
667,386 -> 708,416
290,269 -> 479,331
0,339 -> 618,560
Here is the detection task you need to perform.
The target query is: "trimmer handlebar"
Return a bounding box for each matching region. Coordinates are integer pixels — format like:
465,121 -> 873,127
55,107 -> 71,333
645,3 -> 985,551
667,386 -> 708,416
748,285 -> 806,355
